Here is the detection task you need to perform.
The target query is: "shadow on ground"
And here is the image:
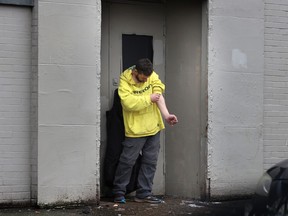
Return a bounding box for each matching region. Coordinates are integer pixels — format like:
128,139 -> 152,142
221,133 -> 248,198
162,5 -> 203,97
0,196 -> 251,216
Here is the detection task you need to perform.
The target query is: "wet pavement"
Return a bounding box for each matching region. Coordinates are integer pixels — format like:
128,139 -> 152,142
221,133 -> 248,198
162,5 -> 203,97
0,196 -> 252,216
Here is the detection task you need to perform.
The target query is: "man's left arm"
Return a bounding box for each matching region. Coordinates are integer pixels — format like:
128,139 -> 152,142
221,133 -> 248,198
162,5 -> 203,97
156,94 -> 178,126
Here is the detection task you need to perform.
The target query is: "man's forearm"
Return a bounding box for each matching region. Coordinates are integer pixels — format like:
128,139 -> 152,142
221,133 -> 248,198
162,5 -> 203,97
156,94 -> 178,126
156,94 -> 169,118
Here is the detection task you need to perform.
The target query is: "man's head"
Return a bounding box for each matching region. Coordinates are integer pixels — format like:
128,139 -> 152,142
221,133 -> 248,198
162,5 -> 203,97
134,58 -> 153,83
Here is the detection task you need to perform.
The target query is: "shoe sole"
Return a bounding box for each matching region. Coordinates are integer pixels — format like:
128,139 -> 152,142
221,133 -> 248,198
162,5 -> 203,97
114,199 -> 126,204
134,197 -> 162,204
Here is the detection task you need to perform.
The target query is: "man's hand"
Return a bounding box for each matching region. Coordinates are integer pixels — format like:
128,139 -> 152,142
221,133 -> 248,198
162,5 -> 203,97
165,114 -> 178,126
150,93 -> 161,103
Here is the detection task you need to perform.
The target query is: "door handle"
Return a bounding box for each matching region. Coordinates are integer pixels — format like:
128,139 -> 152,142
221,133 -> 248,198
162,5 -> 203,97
112,78 -> 119,86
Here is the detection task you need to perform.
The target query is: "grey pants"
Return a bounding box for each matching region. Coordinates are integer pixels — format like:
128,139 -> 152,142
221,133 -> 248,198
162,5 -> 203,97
113,132 -> 160,198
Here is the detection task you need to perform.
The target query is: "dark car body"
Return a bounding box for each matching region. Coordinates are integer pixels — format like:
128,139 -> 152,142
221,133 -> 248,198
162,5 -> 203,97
249,159 -> 288,216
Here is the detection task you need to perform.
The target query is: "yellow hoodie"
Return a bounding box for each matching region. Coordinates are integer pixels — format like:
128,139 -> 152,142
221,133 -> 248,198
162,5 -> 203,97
118,67 -> 165,137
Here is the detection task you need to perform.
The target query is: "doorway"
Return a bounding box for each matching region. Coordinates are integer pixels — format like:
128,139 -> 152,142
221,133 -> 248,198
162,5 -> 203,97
100,0 -> 166,196
100,0 -> 207,199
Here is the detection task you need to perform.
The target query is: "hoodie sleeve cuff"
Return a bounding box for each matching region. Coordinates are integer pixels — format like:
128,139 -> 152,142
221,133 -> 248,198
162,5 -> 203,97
153,87 -> 163,94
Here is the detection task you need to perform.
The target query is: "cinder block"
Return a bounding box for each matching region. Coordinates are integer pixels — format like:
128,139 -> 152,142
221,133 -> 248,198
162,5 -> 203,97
264,0 -> 288,165
0,5 -> 32,203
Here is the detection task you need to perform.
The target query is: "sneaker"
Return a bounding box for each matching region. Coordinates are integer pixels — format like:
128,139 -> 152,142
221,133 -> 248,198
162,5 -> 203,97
114,194 -> 126,204
134,195 -> 163,204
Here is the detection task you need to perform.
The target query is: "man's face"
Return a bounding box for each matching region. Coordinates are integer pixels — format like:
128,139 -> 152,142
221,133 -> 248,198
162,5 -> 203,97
136,72 -> 150,83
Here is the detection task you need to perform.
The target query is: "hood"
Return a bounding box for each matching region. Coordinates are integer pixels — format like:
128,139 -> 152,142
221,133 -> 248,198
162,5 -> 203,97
121,67 -> 136,85
267,159 -> 288,180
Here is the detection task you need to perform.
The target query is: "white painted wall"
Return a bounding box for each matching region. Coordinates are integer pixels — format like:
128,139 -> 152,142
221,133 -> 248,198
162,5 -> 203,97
37,0 -> 101,205
207,0 -> 265,198
0,5 -> 31,204
264,0 -> 288,170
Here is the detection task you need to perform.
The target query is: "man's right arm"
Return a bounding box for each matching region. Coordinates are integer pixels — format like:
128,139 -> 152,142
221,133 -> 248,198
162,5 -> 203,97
118,82 -> 152,112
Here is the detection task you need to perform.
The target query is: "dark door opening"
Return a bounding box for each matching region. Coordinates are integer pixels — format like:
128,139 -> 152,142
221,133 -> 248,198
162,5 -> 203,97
122,34 -> 153,70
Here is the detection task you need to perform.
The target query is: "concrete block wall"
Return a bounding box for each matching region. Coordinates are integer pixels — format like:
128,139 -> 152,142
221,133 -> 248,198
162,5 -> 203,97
207,0 -> 264,199
37,0 -> 101,205
0,5 -> 32,204
1,0 -> 287,205
264,0 -> 288,170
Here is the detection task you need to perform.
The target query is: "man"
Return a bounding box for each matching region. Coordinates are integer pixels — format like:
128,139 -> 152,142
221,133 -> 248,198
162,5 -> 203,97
113,58 -> 178,204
